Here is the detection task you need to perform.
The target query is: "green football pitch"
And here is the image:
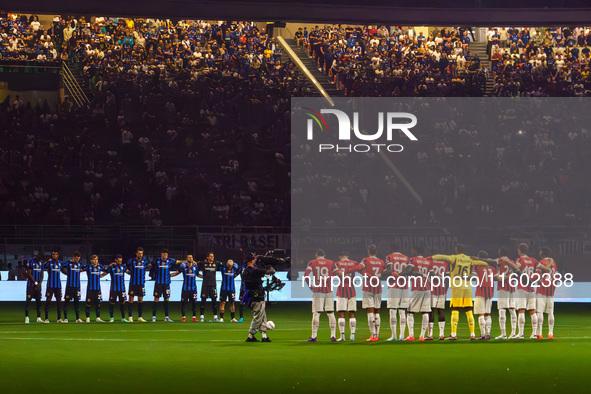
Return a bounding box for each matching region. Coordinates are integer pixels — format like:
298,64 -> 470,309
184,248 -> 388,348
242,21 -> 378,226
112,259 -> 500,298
0,302 -> 589,393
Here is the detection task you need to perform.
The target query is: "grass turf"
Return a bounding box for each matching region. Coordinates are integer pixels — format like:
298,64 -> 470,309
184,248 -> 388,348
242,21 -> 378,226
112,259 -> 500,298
0,301 -> 589,393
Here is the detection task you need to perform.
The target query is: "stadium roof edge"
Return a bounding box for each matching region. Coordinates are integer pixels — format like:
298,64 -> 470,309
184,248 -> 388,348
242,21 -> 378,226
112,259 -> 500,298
8,1 -> 591,25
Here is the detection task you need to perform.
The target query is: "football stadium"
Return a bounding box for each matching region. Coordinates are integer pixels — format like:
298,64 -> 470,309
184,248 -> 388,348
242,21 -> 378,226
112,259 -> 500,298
1,1 -> 591,393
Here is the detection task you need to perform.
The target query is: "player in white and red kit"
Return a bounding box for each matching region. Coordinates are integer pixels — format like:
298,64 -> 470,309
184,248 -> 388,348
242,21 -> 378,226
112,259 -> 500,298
359,245 -> 386,342
385,244 -> 410,341
304,249 -> 340,342
405,246 -> 432,341
428,253 -> 449,340
471,251 -> 497,340
495,247 -> 519,339
507,243 -> 539,339
535,247 -> 557,339
335,251 -> 362,341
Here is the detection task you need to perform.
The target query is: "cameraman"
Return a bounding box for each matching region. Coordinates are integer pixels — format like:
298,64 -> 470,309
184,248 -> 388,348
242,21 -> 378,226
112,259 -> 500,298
242,253 -> 275,343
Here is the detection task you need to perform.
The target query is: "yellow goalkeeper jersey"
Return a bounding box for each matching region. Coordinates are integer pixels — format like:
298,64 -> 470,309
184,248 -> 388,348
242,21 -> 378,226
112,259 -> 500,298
431,253 -> 488,289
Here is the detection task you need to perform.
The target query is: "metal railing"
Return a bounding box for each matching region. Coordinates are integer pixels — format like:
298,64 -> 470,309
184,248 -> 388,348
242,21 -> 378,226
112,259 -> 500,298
60,61 -> 90,108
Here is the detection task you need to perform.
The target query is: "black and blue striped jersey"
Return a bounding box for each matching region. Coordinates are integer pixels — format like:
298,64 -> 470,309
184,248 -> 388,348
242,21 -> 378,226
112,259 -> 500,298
26,257 -> 44,287
220,263 -> 239,292
107,264 -> 126,292
126,257 -> 150,286
83,264 -> 104,291
179,263 -> 198,291
43,260 -> 63,288
63,260 -> 82,288
153,257 -> 177,285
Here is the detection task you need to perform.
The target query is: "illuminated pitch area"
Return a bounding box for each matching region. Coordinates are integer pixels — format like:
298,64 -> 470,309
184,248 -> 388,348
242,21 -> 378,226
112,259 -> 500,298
0,302 -> 589,392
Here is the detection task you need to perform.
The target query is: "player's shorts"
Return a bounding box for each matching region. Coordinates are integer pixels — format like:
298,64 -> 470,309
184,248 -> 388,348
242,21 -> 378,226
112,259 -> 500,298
450,287 -> 473,308
474,296 -> 493,315
409,290 -> 432,313
431,293 -> 446,310
26,286 -> 42,300
361,291 -> 382,309
128,284 -> 146,297
45,287 -> 62,300
181,290 -> 198,302
312,292 -> 334,313
387,287 -> 409,309
219,289 -> 235,302
86,290 -> 102,304
201,286 -> 217,301
64,287 -> 81,301
515,289 -> 536,310
536,295 -> 554,314
336,297 -> 357,312
497,290 -> 516,309
109,290 -> 127,303
154,284 -> 171,298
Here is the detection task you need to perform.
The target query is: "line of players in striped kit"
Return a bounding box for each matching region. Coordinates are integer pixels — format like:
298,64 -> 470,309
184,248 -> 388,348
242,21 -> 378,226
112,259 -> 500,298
23,247 -> 245,324
304,242 -> 559,342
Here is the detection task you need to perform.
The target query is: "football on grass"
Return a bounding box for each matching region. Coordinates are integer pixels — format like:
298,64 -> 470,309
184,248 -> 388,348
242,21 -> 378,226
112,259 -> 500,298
266,321 -> 275,330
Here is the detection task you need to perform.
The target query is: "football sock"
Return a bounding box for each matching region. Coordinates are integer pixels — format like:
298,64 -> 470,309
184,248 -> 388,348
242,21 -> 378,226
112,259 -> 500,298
192,301 -> 197,317
231,312 -> 235,319
312,312 -> 320,338
350,317 -> 357,335
548,312 -> 554,335
164,301 -> 169,317
510,309 -> 517,336
74,299 -> 80,320
45,301 -> 50,320
200,303 -> 205,316
420,313 -> 429,338
478,315 -> 486,336
338,317 -> 346,338
128,303 -> 133,317
109,303 -> 114,318
153,302 -> 158,317
85,306 -> 90,318
96,305 -> 101,317
138,303 -> 143,318
450,310 -> 459,336
367,313 -> 375,336
120,304 -> 125,319
389,309 -> 397,338
63,301 -> 68,320
374,313 -> 381,337
36,300 -> 41,317
439,321 -> 445,337
239,304 -> 244,319
485,315 -> 492,336
530,312 -> 538,336
466,310 -> 475,336
25,300 -> 30,317
220,312 -> 224,319
499,309 -> 507,336
328,313 -> 336,337
407,313 -> 414,337
399,309 -> 406,338
261,331 -> 267,339
428,322 -> 434,337
212,301 -> 218,316
537,312 -> 543,335
518,312 -> 525,336
181,301 -> 186,317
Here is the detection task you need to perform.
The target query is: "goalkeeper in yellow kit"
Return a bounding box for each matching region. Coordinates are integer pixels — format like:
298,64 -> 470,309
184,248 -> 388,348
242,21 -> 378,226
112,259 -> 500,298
432,244 -> 493,340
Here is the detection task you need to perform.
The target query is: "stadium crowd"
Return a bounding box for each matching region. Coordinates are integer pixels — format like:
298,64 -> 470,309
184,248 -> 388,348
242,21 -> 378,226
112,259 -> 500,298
1,16 -> 295,226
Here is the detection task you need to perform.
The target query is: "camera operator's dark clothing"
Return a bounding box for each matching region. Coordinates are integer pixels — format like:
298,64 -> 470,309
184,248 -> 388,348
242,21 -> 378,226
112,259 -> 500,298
242,265 -> 266,303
